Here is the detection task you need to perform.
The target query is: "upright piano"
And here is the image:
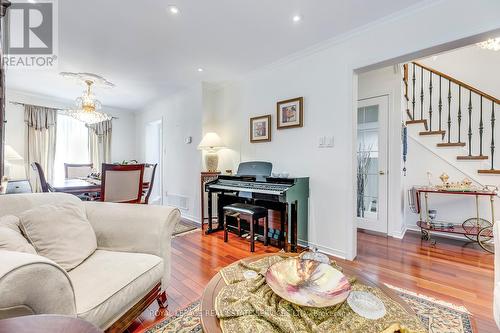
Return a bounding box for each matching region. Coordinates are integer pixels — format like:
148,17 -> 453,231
205,162 -> 309,252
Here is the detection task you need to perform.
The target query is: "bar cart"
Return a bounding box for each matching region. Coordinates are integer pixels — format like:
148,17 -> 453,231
412,186 -> 497,253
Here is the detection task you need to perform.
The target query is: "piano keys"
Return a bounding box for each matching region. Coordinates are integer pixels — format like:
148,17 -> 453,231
204,162 -> 309,252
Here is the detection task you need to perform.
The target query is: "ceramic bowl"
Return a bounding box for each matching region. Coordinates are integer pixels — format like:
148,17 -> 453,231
265,258 -> 351,307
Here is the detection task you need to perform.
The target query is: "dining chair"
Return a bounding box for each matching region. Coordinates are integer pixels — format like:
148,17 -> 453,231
64,163 -> 93,179
31,162 -> 52,193
142,163 -> 158,204
100,163 -> 145,203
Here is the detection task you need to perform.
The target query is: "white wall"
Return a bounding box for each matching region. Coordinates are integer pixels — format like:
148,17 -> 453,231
206,0 -> 500,260
420,45 -> 500,100
135,85 -> 203,222
4,89 -> 137,179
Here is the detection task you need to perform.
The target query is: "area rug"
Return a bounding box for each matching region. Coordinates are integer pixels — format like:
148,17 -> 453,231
386,284 -> 474,333
143,287 -> 474,333
172,220 -> 198,237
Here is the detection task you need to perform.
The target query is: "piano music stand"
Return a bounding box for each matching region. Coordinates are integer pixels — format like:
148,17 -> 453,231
201,171 -> 221,233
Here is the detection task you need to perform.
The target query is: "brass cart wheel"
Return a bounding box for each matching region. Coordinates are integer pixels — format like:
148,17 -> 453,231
478,226 -> 495,254
462,218 -> 492,241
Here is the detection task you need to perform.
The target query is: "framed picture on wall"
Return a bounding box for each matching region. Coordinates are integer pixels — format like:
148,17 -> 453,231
277,97 -> 303,129
250,115 -> 271,143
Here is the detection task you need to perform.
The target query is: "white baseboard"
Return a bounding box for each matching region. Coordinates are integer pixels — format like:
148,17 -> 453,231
182,214 -> 201,225
305,242 -> 347,260
389,226 -> 407,239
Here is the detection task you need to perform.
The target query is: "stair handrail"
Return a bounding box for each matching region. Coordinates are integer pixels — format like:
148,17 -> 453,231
412,61 -> 500,105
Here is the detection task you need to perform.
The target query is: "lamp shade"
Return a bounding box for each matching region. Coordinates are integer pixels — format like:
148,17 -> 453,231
5,145 -> 23,161
198,132 -> 225,150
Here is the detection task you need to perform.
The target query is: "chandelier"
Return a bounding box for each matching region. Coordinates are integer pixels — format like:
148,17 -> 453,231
60,72 -> 114,124
477,37 -> 500,51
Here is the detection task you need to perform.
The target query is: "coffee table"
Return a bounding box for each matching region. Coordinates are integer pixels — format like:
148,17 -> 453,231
201,253 -> 415,333
0,315 -> 102,333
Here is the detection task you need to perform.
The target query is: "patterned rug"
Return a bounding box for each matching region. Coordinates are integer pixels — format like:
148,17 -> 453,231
143,287 -> 474,333
172,220 -> 198,237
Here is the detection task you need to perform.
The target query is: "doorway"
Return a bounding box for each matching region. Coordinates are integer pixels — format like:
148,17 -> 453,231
356,95 -> 389,234
145,119 -> 163,205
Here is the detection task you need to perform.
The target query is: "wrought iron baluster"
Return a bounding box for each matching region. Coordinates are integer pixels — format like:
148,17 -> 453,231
429,72 -> 433,131
467,91 -> 472,156
420,67 -> 424,120
491,101 -> 495,170
458,86 -> 462,143
447,81 -> 452,143
438,76 -> 442,131
412,63 -> 416,119
479,96 -> 484,156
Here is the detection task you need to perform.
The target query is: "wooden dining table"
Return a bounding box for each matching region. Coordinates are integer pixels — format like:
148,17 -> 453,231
50,178 -> 151,196
50,178 -> 101,195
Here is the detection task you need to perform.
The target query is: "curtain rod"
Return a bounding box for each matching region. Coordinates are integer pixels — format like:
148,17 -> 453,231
9,101 -> 119,119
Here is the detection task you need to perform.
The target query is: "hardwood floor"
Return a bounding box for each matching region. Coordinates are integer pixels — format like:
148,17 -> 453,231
130,226 -> 496,333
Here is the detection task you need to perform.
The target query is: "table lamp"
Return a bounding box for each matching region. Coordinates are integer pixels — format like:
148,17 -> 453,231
198,132 -> 225,172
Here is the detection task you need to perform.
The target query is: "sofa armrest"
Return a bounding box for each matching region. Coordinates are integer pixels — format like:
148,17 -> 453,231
83,202 -> 180,290
0,251 -> 76,319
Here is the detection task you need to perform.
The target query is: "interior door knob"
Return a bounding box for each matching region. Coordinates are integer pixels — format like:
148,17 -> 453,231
379,171 -> 386,175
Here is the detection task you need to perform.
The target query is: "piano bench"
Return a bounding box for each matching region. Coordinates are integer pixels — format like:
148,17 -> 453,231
223,203 -> 269,252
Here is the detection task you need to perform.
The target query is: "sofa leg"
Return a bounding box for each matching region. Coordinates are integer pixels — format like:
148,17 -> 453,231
157,291 -> 168,309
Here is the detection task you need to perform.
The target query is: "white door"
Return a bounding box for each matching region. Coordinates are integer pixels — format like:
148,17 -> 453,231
356,95 -> 388,233
145,120 -> 163,205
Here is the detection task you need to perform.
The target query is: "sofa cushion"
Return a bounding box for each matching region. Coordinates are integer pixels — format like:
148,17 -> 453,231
0,193 -> 82,218
18,202 -> 97,271
0,215 -> 23,232
0,215 -> 36,254
68,250 -> 163,329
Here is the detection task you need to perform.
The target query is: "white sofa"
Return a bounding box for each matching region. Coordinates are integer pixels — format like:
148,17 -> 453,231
0,193 -> 180,331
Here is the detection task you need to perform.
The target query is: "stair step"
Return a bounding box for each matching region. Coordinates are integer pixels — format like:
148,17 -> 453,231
457,155 -> 489,160
478,169 -> 500,175
419,130 -> 445,136
436,142 -> 466,147
406,120 -> 428,130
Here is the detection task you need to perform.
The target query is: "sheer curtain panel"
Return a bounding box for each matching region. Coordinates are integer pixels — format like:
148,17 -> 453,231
54,114 -> 90,180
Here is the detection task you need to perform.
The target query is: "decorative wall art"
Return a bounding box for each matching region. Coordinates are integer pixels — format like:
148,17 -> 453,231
277,97 -> 303,129
250,115 -> 271,143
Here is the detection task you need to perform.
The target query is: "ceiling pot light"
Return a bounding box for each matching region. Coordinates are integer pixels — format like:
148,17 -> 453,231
197,68 -> 204,72
168,5 -> 179,14
477,37 -> 500,51
292,15 -> 301,23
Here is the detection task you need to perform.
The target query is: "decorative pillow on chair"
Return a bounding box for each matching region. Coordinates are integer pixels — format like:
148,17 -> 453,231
18,202 -> 97,271
0,215 -> 37,254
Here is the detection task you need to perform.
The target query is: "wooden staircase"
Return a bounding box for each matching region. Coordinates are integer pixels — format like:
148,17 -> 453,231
403,62 -> 500,174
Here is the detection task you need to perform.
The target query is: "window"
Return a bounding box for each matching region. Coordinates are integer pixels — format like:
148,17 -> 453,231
53,114 -> 90,180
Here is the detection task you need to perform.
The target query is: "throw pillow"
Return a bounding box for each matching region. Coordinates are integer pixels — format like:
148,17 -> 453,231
0,215 -> 37,254
18,202 -> 97,271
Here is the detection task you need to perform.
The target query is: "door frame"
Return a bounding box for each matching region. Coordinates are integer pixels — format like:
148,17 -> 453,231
356,95 -> 390,234
144,119 -> 163,205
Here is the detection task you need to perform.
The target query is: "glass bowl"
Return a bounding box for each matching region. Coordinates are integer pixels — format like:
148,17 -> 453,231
265,258 -> 351,307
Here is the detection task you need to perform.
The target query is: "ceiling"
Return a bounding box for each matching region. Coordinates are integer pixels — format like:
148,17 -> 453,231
6,0 -> 427,111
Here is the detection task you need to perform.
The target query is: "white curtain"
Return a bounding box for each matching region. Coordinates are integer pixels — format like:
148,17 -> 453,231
24,105 -> 58,191
53,114 -> 90,180
87,120 -> 112,171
